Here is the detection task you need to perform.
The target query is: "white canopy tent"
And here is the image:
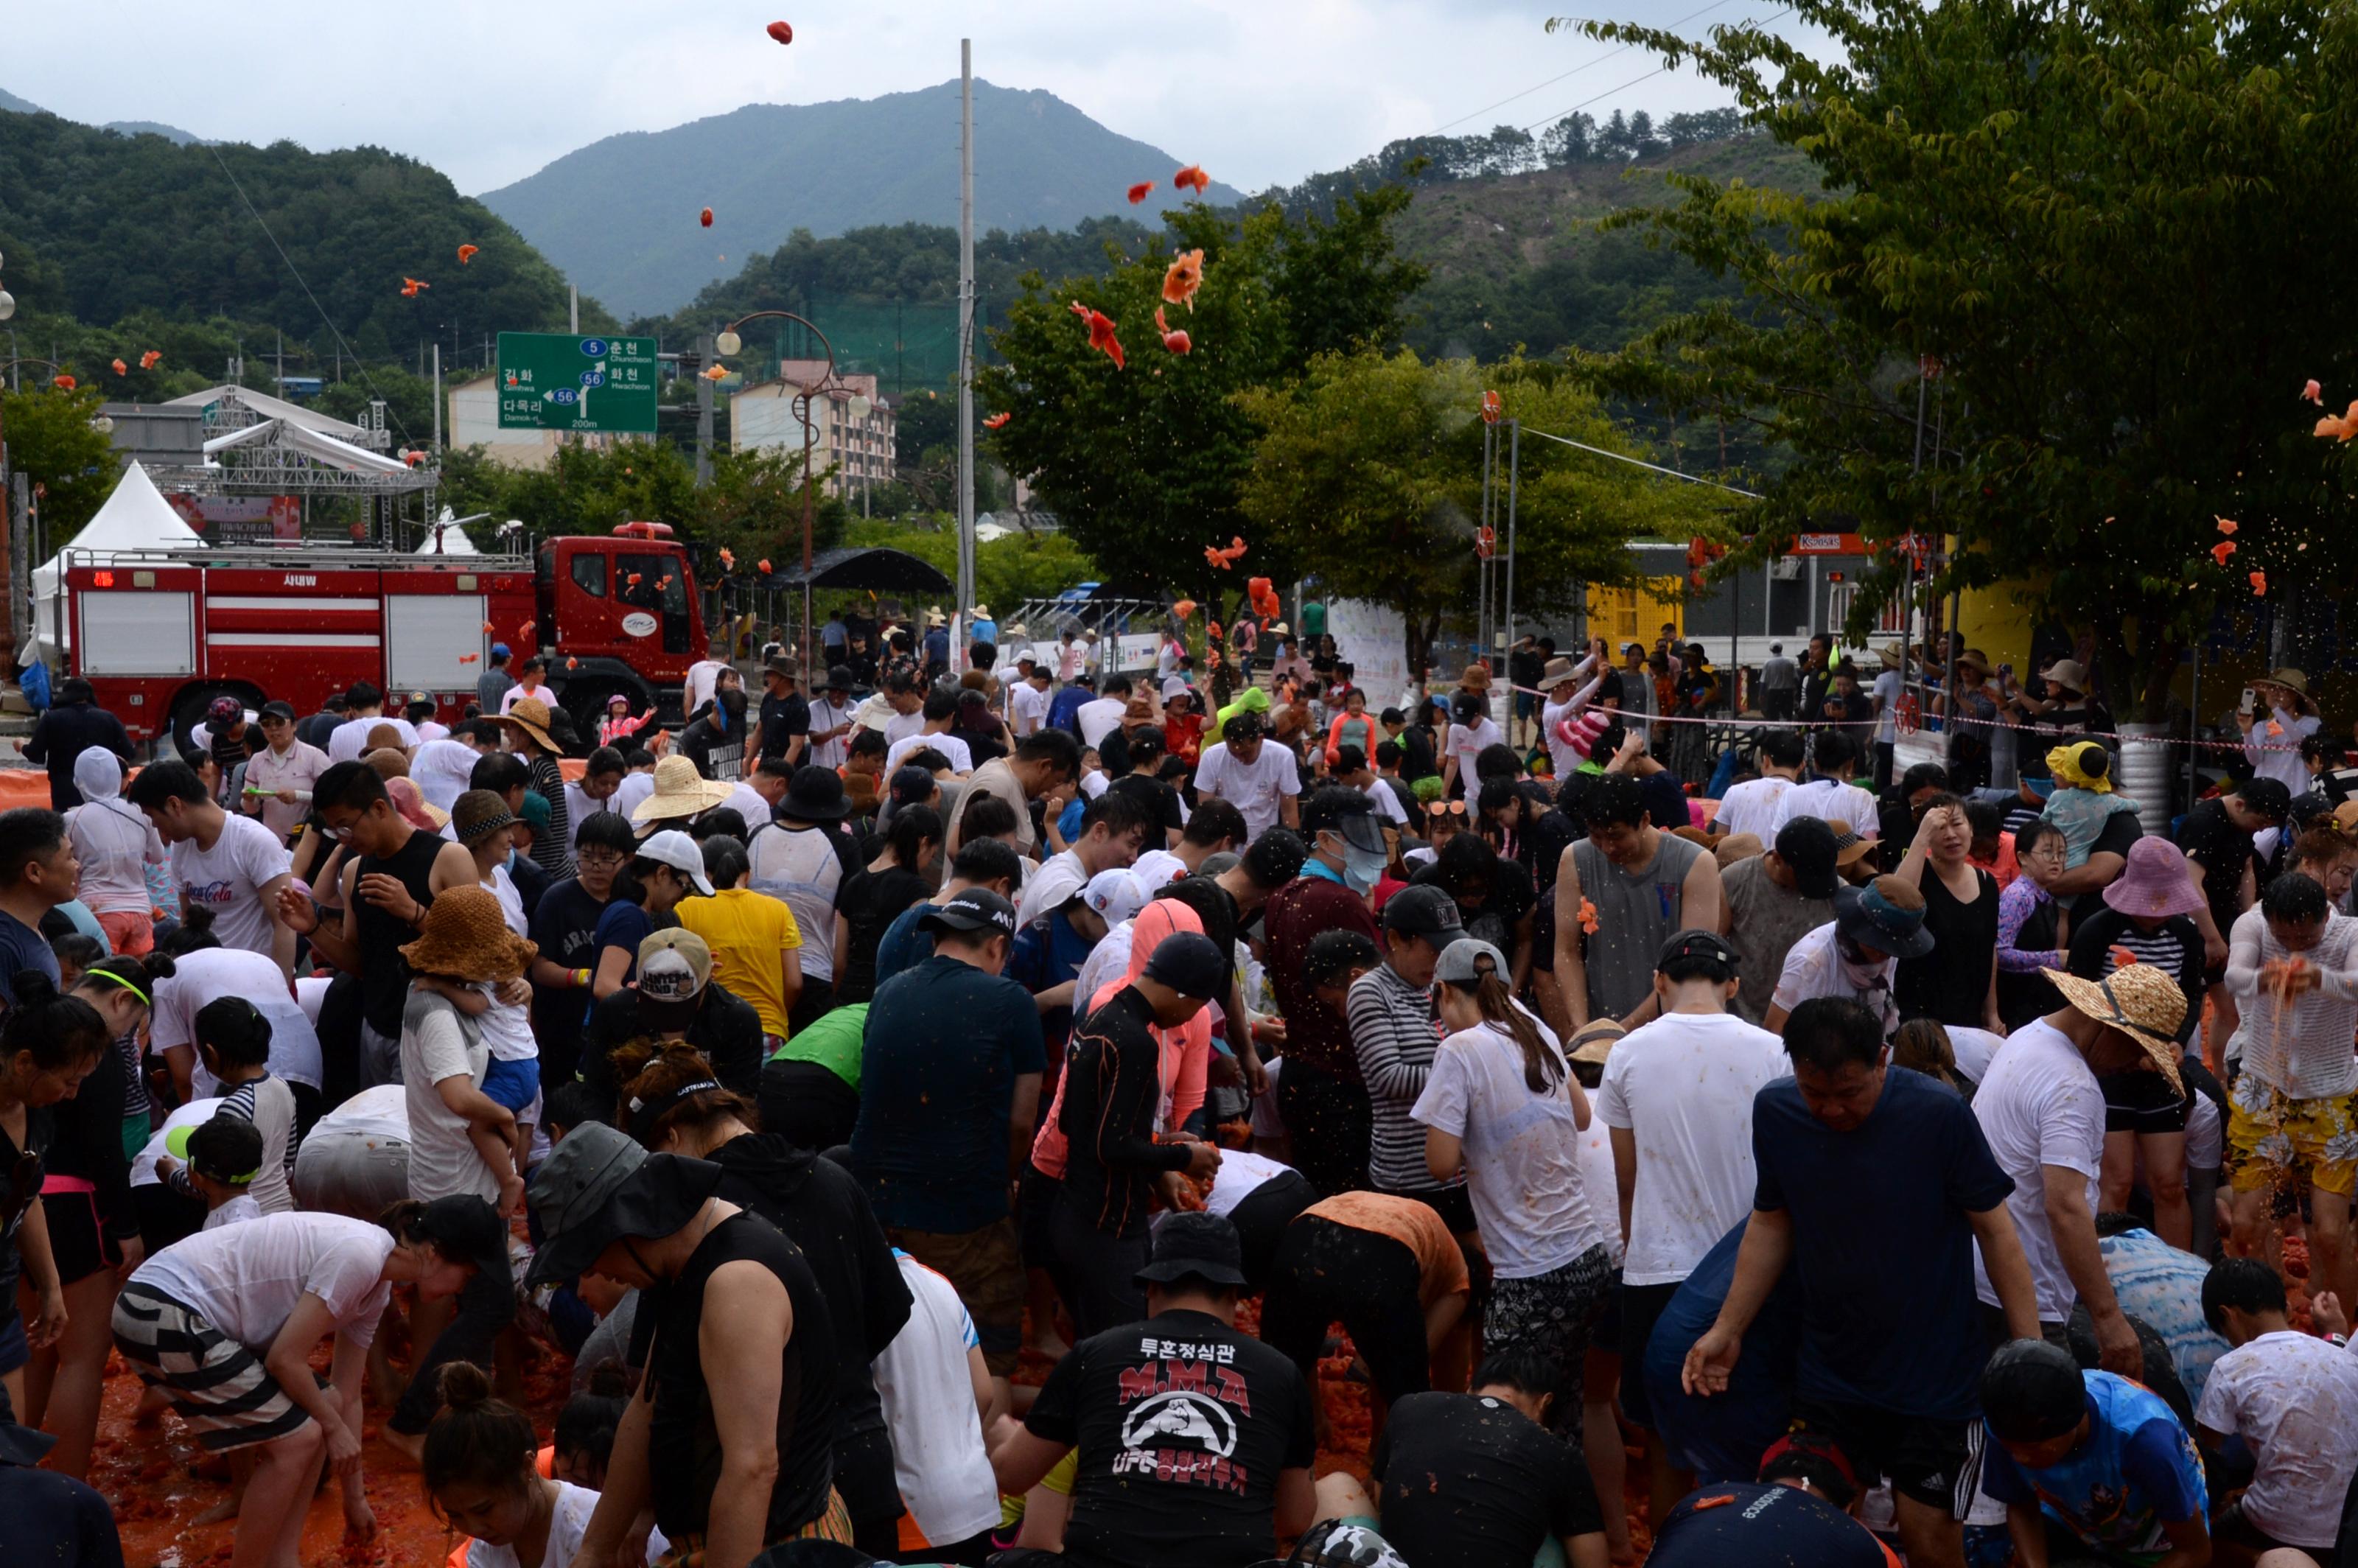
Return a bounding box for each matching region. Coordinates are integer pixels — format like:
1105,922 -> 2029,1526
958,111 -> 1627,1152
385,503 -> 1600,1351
161,384 -> 382,448
32,461 -> 207,651
202,417 -> 410,476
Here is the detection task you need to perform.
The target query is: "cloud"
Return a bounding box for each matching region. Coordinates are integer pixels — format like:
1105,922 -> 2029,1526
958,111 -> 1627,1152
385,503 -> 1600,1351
10,0 -> 1802,195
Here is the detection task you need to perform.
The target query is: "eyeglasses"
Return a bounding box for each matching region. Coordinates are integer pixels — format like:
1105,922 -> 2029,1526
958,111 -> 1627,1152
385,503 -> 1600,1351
577,851 -> 626,870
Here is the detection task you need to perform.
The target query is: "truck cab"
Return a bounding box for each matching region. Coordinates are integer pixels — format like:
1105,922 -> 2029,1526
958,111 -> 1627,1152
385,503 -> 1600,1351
537,524 -> 710,727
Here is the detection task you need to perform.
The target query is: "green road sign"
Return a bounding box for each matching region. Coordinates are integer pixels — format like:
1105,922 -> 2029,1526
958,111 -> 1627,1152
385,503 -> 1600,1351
496,332 -> 660,433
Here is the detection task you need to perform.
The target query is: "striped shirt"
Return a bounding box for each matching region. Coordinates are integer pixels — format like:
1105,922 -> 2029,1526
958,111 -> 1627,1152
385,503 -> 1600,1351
1346,962 -> 1465,1195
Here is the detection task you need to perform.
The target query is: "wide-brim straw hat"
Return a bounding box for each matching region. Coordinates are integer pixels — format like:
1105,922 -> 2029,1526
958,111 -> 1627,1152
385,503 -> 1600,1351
2040,659 -> 2090,694
1542,657 -> 1579,687
1877,643 -> 1904,669
2262,667 -> 2315,711
1460,662 -> 1493,691
1823,817 -> 1878,867
496,696 -> 561,754
1567,1018 -> 1626,1067
632,754 -> 737,822
2043,964 -> 2186,1094
399,884 -> 539,984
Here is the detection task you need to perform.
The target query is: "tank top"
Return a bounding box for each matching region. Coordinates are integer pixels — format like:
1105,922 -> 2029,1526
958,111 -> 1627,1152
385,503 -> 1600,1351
1895,864 -> 1998,1027
355,829 -> 449,1037
1571,830 -> 1704,1020
647,1211 -> 838,1543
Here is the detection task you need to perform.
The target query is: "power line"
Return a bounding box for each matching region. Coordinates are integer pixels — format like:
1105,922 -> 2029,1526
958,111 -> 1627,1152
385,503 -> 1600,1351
1430,0 -> 1737,136
203,141 -> 417,446
1519,422 -> 1763,497
1516,4 -> 1794,136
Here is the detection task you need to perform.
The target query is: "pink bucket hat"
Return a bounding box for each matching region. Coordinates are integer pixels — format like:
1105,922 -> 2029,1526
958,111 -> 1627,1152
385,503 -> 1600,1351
1555,708 -> 1612,760
2102,836 -> 2206,920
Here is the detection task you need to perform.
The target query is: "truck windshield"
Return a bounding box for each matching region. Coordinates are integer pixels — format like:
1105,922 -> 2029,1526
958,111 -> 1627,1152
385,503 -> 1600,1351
616,553 -> 693,653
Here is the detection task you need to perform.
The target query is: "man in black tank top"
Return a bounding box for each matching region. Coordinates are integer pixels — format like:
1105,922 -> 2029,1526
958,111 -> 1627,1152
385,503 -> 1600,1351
274,763 -> 477,1087
530,1124 -> 840,1567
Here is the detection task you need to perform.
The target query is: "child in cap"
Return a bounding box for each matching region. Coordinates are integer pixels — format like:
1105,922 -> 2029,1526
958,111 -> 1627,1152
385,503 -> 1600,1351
175,1116 -> 266,1231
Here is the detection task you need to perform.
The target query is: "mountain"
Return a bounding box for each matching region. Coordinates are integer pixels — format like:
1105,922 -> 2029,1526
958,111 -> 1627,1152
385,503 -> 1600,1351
0,84 -> 203,144
479,79 -> 1245,321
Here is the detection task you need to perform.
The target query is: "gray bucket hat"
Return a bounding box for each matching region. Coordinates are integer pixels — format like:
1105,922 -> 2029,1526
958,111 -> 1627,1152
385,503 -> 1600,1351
525,1122 -> 723,1287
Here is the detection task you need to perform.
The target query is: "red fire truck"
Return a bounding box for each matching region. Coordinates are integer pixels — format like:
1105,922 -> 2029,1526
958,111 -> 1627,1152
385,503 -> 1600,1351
61,523 -> 711,747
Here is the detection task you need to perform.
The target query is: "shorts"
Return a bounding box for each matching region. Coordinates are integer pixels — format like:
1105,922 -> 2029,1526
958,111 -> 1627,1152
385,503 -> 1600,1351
1788,1395 -> 1980,1516
1261,1214 -> 1436,1410
1589,1265 -> 1625,1354
2225,1075 -> 2358,1197
481,1055 -> 541,1114
292,1127 -> 412,1221
886,1218 -> 1024,1377
1488,1244 -> 1615,1418
1617,1280 -> 1683,1429
1376,1183 -> 1477,1237
1018,1163 -> 1064,1271
2099,1067 -> 2192,1135
1225,1169 -> 1319,1292
38,1180 -> 125,1286
111,1283 -> 312,1452
95,910 -> 154,956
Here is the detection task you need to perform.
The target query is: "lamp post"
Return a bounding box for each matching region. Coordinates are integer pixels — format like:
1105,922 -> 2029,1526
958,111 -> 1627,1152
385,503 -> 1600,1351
0,338 -> 94,686
714,310 -> 840,671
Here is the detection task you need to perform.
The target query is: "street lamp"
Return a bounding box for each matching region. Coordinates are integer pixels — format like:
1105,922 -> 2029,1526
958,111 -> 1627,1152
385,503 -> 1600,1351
713,309 -> 840,671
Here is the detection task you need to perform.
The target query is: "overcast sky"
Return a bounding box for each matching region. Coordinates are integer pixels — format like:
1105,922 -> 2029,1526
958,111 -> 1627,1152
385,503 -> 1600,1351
10,0 -> 1811,196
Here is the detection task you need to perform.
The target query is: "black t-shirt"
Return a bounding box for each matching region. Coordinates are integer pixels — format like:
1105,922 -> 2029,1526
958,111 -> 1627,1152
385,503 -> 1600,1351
1024,1307 -> 1315,1568
1371,1392 -> 1592,1568
0,1466 -> 125,1568
2175,799 -> 2254,930
2018,703 -> 2113,780
1107,774 -> 1186,843
529,877 -> 612,1085
679,714 -> 746,782
759,692 -> 811,763
354,829 -> 448,1038
1401,725 -> 1440,784
578,985 -> 766,1115
833,864 -> 931,1005
1646,1481 -> 1894,1567
1410,858 -> 1536,964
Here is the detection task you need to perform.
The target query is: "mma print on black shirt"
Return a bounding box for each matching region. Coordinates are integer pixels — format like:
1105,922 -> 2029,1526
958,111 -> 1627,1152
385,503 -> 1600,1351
1021,1306 -> 1315,1568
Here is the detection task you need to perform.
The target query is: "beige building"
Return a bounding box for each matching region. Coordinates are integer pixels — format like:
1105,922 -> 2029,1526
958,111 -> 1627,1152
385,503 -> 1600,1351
731,361 -> 896,501
446,374 -> 565,471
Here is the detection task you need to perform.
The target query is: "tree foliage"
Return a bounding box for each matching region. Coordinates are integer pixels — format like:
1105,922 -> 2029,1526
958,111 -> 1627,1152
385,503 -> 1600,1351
1237,351 -> 1726,673
1,383 -> 119,543
1569,0 -> 2358,715
976,190 -> 1430,610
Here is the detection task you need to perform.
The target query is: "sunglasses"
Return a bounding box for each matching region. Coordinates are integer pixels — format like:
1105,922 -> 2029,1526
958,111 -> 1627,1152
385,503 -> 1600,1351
1425,801 -> 1468,817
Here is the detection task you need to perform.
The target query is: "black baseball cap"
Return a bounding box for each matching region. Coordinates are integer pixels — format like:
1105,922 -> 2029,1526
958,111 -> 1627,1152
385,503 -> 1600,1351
825,665 -> 855,691
1381,883 -> 1465,940
1773,816 -> 1841,900
259,700 -> 298,724
919,888 -> 1017,938
1657,928 -> 1739,979
1141,931 -> 1226,999
1135,1211 -> 1248,1290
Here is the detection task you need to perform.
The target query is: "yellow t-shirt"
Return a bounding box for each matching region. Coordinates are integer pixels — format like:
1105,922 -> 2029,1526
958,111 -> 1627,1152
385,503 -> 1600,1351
677,887 -> 802,1037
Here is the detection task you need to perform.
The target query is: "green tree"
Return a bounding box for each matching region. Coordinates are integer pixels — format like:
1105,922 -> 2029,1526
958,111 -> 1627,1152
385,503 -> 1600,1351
1564,0 -> 2358,717
978,189 -> 1428,615
1,383 -> 117,543
1237,350 -> 1724,676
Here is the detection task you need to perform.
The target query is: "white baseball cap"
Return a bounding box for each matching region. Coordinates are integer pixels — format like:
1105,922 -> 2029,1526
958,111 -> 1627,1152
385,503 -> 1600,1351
1079,869 -> 1148,928
637,829 -> 716,897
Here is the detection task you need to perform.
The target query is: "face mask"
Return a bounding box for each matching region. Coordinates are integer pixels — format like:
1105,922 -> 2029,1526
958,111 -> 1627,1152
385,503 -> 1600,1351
1342,842 -> 1388,895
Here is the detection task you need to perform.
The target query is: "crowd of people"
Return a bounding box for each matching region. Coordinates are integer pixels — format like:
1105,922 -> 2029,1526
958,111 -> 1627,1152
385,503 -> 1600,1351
1,607 -> 2357,1568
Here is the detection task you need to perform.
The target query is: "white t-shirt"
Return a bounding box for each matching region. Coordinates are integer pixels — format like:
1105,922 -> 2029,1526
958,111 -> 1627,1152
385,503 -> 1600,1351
1947,1025 -> 2006,1091
203,1194 -> 264,1231
612,771 -> 657,822
873,1253 -> 1001,1546
471,980 -> 538,1065
1411,1017 -> 1603,1280
1447,715 -> 1505,777
1540,698 -> 1586,782
886,732 -> 972,777
1872,669 -> 1904,743
1194,741 -> 1302,843
303,1084 -> 410,1147
1769,924 -> 1898,1036
1016,848 -> 1091,929
564,783 -> 622,847
748,823 -> 848,981
1970,1020 -> 2104,1317
153,947 -> 324,1093
1595,1009 -> 1792,1287
1774,777 -> 1881,837
805,697 -> 857,770
1199,1149 -> 1295,1219
721,783 -> 774,833
1076,696 -> 1128,750
402,992 -> 500,1204
412,739 -> 486,812
1363,780 -> 1410,827
466,1480 -> 668,1568
2196,1331 -> 2358,1548
1575,1116 -> 1626,1269
884,710 -> 924,749
327,714 -> 420,763
1712,776 -> 1796,844
66,796 -> 166,917
1009,681 -> 1051,737
172,813 -> 293,961
131,1211 -> 396,1351
682,659 -> 727,720
133,1099 -> 228,1187
2187,1091 -> 2223,1172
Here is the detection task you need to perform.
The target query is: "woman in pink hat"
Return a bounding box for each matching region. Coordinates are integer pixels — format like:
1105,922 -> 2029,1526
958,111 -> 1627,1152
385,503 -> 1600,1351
2058,833 -> 2211,1249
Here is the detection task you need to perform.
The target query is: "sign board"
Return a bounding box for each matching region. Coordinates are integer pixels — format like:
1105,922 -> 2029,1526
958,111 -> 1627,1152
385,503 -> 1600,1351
1788,532 -> 1867,556
1115,634 -> 1160,673
496,333 -> 660,433
165,493 -> 300,544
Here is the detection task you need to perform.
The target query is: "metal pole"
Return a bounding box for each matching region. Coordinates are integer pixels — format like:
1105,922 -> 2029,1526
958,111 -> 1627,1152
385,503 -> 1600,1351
2186,637 -> 2203,810
800,393 -> 816,672
431,343 -> 442,455
1502,419 -> 1520,711
695,333 -> 715,488
955,40 -> 977,629
570,285 -> 579,335
1477,421 -> 1494,673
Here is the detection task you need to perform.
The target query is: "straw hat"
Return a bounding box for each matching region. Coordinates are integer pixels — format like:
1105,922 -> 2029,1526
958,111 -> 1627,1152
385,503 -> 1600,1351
1460,662 -> 1493,691
1822,817 -> 1878,868
925,607 -> 947,629
631,754 -> 736,823
496,696 -> 561,754
2039,659 -> 2090,694
1542,656 -> 1579,687
1567,1018 -> 1626,1068
2259,667 -> 2315,712
448,788 -> 515,846
399,885 -> 539,984
2043,962 -> 2187,1094
1876,643 -> 1904,670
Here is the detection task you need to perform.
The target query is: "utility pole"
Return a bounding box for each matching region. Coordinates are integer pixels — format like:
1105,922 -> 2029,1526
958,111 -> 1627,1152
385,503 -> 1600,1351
695,332 -> 715,487
275,330 -> 283,394
1502,419 -> 1519,699
431,343 -> 442,455
570,284 -> 579,335
955,39 -> 976,631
